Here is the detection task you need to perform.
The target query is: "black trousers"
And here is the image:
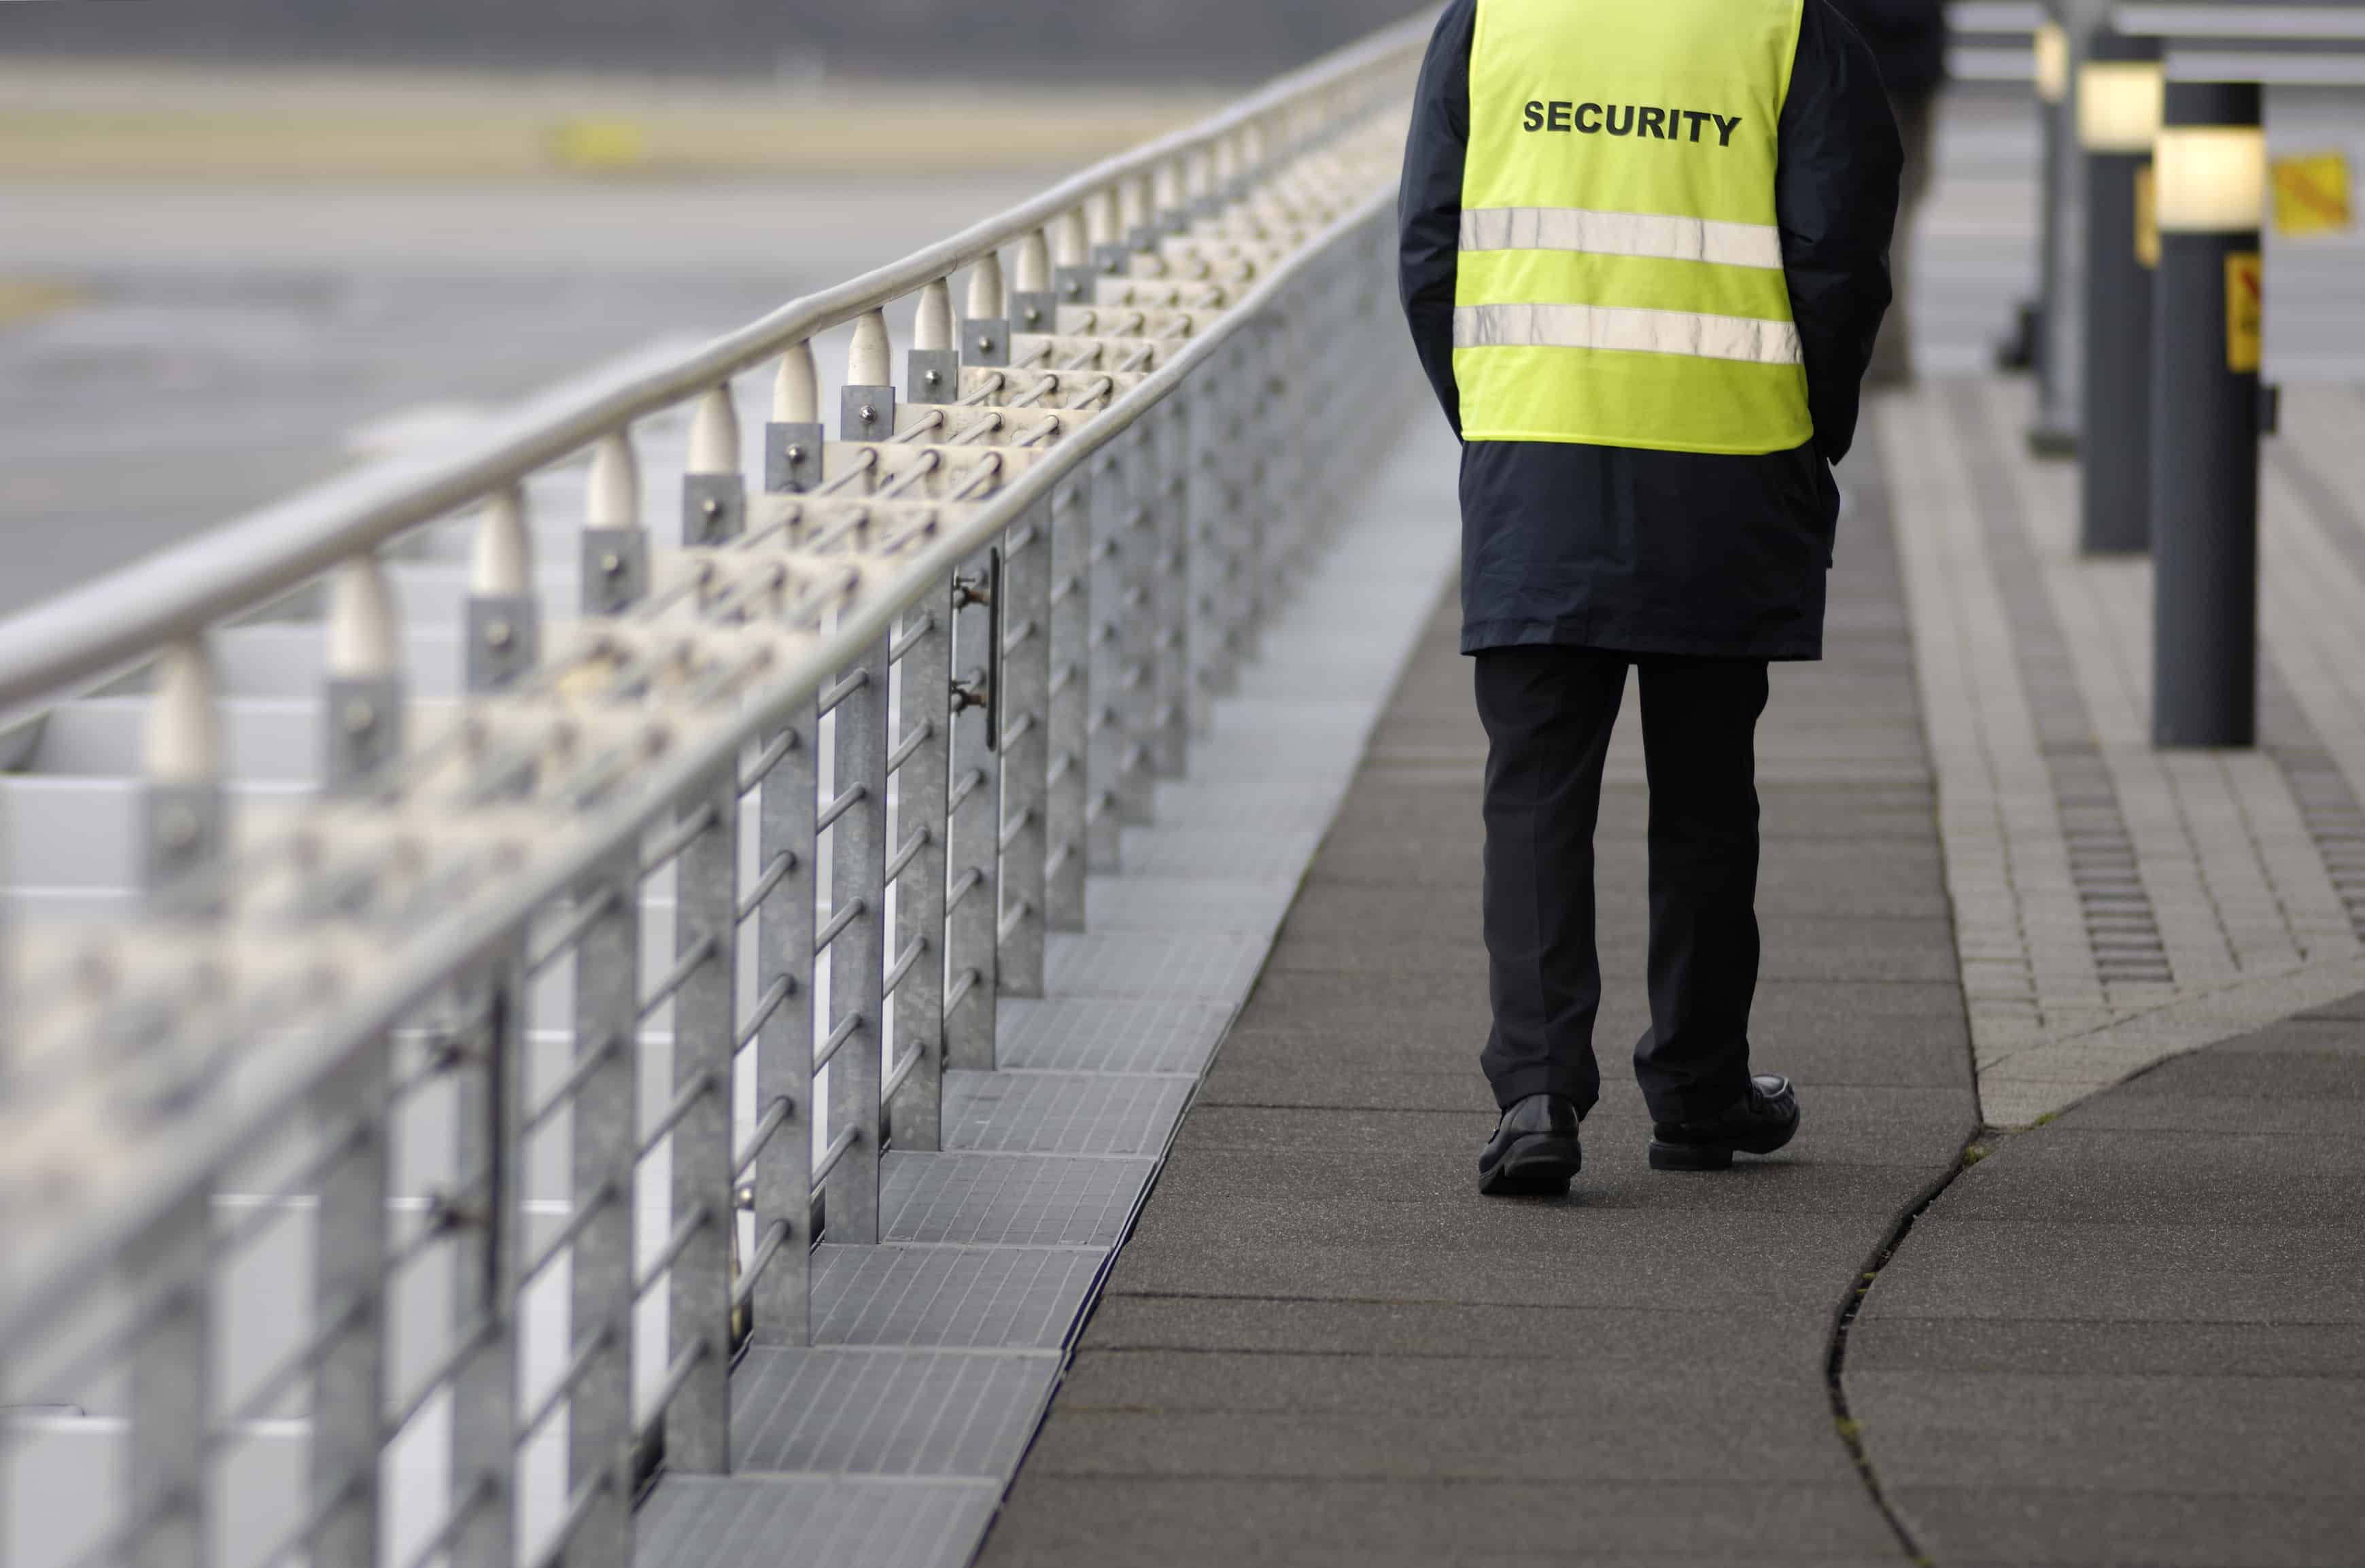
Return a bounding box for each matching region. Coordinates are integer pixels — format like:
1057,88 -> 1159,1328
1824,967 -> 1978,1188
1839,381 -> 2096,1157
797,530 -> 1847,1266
1474,645 -> 1771,1124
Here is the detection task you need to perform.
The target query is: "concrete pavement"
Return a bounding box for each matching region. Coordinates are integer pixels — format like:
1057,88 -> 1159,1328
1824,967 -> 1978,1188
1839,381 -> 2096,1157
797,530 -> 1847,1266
978,423 -> 1982,1566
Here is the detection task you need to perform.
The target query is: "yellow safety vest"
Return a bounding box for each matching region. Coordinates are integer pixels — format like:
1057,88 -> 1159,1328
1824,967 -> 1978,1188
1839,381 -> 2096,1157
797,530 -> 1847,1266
1455,0 -> 1812,455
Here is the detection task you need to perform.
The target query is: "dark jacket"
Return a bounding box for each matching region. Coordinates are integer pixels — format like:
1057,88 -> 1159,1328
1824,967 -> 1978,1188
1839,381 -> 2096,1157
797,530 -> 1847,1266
1823,0 -> 1949,104
1399,0 -> 1901,660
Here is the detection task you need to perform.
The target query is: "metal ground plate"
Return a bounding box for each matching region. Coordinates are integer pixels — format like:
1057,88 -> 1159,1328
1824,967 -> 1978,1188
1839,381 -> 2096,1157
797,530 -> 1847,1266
1083,874 -> 1301,937
944,1070 -> 1194,1157
880,1151 -> 1156,1247
1041,931 -> 1273,1000
730,1347 -> 1060,1478
993,998 -> 1237,1075
636,1475 -> 1001,1568
1116,825 -> 1328,878
811,1244 -> 1107,1351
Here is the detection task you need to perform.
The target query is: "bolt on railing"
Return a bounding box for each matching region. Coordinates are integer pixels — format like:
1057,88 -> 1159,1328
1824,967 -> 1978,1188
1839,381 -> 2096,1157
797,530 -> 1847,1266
0,20 -> 1428,1568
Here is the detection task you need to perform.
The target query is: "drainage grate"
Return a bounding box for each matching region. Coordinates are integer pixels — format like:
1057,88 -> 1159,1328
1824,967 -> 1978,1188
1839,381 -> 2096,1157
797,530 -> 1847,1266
944,1070 -> 1194,1157
811,1244 -> 1105,1350
1949,383 -> 2174,989
995,996 -> 1235,1075
730,1347 -> 1059,1478
880,1151 -> 1154,1247
636,1476 -> 999,1568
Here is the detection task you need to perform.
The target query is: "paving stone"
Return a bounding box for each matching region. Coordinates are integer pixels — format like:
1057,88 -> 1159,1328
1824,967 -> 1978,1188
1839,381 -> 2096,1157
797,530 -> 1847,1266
980,1477 -> 1905,1568
1850,1369 -> 2365,1494
1846,1315 -> 2365,1378
1888,1486 -> 2365,1568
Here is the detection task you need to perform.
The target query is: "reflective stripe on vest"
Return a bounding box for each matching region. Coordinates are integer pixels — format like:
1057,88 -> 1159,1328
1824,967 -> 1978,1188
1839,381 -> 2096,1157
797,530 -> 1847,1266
1454,0 -> 1812,455
1460,207 -> 1784,272
1454,302 -> 1803,366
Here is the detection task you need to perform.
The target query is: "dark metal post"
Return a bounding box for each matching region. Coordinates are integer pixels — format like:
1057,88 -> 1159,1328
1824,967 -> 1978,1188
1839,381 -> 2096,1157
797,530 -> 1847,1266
2152,80 -> 2266,748
2077,28 -> 2164,553
2022,16 -> 2074,442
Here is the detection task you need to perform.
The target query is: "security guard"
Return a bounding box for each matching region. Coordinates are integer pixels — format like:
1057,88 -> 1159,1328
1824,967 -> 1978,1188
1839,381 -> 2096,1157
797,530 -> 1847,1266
1397,0 -> 1901,1193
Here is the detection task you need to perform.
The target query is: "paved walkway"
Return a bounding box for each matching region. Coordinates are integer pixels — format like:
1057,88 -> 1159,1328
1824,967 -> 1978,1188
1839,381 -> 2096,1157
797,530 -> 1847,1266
1849,989 -> 2365,1563
980,421 -> 1981,1565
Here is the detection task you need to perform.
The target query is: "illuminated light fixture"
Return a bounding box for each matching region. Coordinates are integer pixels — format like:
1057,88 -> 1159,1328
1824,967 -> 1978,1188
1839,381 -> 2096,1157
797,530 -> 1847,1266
2156,83 -> 2266,233
2035,21 -> 2070,106
2078,32 -> 2165,153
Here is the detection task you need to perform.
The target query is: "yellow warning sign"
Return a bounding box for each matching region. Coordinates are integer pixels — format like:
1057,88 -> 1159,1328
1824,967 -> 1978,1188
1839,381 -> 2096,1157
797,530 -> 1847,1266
2272,152 -> 2352,237
2226,251 -> 2262,373
2135,163 -> 2160,267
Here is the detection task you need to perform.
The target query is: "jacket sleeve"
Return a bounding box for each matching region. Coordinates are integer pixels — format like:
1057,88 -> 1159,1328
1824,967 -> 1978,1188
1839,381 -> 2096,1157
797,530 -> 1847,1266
1778,0 -> 1902,466
1397,0 -> 1475,438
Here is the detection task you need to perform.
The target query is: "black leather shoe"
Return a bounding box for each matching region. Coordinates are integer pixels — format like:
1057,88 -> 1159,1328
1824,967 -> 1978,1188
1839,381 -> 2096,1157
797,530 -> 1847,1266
1648,1075 -> 1800,1171
1479,1094 -> 1583,1195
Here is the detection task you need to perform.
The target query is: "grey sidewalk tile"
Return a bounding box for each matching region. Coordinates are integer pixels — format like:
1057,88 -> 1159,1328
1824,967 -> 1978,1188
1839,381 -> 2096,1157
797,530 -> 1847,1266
1850,1368 -> 2365,1494
2062,1090 -> 2365,1136
1931,1130 -> 2365,1227
1846,1315 -> 2365,1378
995,998 -> 1236,1075
729,1346 -> 1060,1478
810,1244 -> 1105,1350
636,1476 -> 999,1568
1863,1217 -> 2365,1323
1022,1403 -> 1857,1486
1889,1486 -> 2365,1568
1080,1294 -> 1831,1367
980,1477 -> 1903,1568
2108,1041 -> 2365,1101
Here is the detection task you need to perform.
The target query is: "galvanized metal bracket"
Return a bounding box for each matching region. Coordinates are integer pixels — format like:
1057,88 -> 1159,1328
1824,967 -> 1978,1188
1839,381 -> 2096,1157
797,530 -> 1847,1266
466,593 -> 541,693
325,674 -> 405,794
1091,242 -> 1131,279
682,474 -> 746,546
906,349 -> 960,406
765,421 -> 825,494
1010,290 -> 1058,338
961,315 -> 1010,369
1053,266 -> 1098,310
581,526 -> 649,616
141,780 -> 225,909
840,385 -> 897,443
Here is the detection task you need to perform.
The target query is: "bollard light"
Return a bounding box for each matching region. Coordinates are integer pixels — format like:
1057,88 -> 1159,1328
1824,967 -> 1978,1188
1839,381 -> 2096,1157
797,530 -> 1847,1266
2075,28 -> 2164,554
2152,80 -> 2266,749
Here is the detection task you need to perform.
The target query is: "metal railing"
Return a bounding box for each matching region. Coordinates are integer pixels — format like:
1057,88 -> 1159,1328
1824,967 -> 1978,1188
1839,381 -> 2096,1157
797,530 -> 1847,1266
0,18 -> 1425,1568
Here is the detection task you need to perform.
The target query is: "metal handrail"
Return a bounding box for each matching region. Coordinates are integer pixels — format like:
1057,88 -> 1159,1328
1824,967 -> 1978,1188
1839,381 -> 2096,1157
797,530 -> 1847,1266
0,12 -> 1432,716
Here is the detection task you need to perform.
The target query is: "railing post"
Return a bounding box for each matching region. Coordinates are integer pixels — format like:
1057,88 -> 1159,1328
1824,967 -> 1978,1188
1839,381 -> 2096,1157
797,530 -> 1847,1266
1046,470 -> 1096,926
449,950 -> 521,1568
307,1036 -> 388,1568
324,553 -> 403,793
909,277 -> 960,406
583,432 -> 648,615
825,631 -> 890,1241
684,385 -> 746,548
963,253 -> 1012,369
667,763 -> 738,1471
1012,228 -> 1058,343
1085,450 -> 1128,867
142,639 -> 224,916
887,589 -> 952,1151
126,1195 -> 209,1568
1110,434 -> 1158,824
748,701 -> 817,1345
468,487 -> 540,691
842,311 -> 897,445
1149,398 -> 1191,778
765,342 -> 824,495
566,846 -> 638,1568
999,504 -> 1053,992
946,545 -> 1002,1061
